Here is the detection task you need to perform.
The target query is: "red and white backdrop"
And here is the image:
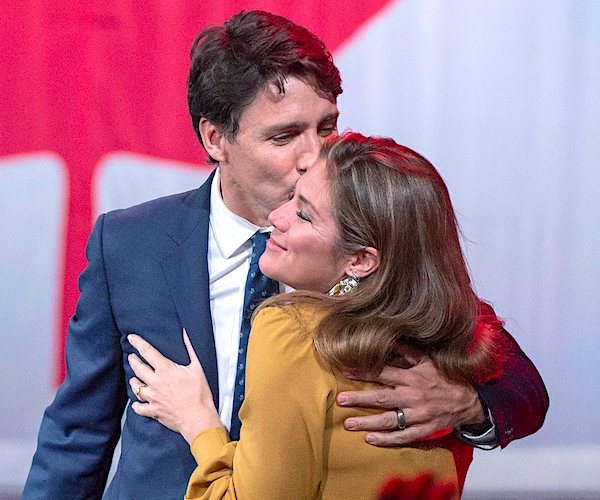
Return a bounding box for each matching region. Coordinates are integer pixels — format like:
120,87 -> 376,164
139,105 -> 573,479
1,0 -> 599,494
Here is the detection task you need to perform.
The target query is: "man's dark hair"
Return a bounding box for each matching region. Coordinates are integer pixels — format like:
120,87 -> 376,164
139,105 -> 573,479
187,10 -> 343,163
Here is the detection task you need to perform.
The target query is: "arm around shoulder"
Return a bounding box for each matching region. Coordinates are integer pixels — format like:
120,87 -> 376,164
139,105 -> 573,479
475,327 -> 549,447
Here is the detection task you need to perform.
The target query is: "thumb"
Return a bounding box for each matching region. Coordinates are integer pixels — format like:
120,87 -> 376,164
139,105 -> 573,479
182,329 -> 200,366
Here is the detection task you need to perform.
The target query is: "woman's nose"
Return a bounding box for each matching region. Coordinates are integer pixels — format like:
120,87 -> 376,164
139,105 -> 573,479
268,202 -> 290,231
269,202 -> 289,231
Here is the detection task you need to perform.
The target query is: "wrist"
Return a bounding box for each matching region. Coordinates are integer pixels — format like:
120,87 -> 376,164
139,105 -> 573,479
456,386 -> 487,427
181,410 -> 223,444
459,404 -> 492,435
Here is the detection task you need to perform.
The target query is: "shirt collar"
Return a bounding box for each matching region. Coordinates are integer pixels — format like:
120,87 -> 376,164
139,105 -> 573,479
210,168 -> 271,259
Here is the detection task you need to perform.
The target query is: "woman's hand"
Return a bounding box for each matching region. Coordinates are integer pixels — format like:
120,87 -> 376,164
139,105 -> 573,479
128,329 -> 223,444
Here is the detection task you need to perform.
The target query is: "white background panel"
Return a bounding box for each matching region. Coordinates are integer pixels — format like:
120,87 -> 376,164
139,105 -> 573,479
336,0 -> 600,491
0,153 -> 66,489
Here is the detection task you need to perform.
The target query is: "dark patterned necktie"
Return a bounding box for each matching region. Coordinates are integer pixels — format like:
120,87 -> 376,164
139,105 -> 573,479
229,232 -> 279,440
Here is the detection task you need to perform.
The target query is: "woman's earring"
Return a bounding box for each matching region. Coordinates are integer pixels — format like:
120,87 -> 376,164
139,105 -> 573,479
328,274 -> 360,296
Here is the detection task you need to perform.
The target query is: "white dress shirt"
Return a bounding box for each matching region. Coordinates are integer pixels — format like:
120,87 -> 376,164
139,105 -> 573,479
208,169 -> 273,429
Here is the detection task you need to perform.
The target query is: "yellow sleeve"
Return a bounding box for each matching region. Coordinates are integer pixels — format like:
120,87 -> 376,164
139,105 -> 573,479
185,306 -> 333,499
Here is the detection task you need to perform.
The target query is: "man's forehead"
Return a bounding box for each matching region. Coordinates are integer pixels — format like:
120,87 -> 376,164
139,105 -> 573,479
240,80 -> 338,133
259,77 -> 336,104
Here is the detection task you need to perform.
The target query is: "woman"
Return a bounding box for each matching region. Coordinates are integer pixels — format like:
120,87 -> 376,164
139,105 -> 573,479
128,132 -> 505,499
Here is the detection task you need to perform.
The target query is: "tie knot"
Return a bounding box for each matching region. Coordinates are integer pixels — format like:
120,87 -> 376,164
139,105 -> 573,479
250,232 -> 269,266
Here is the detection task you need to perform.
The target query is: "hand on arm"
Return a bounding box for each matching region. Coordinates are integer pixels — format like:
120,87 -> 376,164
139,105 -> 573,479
338,302 -> 548,449
128,330 -> 222,444
337,356 -> 487,447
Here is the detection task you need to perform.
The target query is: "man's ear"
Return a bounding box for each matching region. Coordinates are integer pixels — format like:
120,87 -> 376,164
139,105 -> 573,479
345,247 -> 380,279
199,118 -> 227,163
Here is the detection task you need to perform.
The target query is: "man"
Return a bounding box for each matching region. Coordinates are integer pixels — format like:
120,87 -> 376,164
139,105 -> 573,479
23,10 -> 548,499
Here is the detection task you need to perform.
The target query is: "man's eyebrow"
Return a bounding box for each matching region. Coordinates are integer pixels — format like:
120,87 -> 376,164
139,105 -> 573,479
262,120 -> 306,136
262,112 -> 339,137
320,111 -> 339,124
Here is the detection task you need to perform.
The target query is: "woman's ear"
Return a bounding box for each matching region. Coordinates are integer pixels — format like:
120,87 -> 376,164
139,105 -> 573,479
345,247 -> 380,279
199,118 -> 227,163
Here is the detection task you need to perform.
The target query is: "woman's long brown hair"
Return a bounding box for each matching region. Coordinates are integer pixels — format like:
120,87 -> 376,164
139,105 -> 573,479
261,132 -> 505,385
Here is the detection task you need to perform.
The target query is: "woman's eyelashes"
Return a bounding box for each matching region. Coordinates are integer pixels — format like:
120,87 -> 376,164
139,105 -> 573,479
296,210 -> 312,223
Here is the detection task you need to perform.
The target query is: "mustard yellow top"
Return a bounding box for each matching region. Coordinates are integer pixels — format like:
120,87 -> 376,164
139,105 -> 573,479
186,305 -> 471,500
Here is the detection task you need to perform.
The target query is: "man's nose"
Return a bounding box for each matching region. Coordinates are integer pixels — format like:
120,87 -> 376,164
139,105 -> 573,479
296,133 -> 322,174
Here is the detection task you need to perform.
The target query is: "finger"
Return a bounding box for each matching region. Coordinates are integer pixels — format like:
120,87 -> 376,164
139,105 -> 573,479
342,370 -> 382,384
129,376 -> 150,404
364,427 -> 430,447
128,353 -> 155,383
345,357 -> 435,387
128,376 -> 141,396
131,400 -> 154,419
364,422 -> 453,447
342,364 -> 417,386
337,387 -> 397,409
344,410 -> 400,432
389,344 -> 424,367
182,329 -> 200,365
127,334 -> 166,370
374,363 -> 420,387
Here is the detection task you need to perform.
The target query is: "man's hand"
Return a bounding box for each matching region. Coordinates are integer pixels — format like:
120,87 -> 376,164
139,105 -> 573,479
337,355 -> 487,446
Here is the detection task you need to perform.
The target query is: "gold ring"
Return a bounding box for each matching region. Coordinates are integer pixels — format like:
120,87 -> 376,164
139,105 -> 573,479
135,383 -> 148,402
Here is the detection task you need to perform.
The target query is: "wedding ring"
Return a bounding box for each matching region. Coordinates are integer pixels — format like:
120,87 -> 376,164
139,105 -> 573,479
135,383 -> 148,402
396,408 -> 407,430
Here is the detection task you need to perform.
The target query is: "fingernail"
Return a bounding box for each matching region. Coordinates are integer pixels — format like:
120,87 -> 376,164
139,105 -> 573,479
365,434 -> 376,444
337,394 -> 348,404
345,419 -> 356,430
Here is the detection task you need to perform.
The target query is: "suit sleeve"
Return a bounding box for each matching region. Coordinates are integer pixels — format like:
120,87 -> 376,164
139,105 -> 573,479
475,324 -> 549,448
22,214 -> 127,499
185,306 -> 332,499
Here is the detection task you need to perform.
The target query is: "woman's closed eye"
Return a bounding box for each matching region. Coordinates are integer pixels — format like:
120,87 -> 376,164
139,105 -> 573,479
296,210 -> 312,222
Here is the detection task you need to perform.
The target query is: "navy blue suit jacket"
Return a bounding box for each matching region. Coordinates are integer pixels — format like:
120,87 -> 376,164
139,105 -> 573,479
23,171 -> 548,499
24,173 -> 218,499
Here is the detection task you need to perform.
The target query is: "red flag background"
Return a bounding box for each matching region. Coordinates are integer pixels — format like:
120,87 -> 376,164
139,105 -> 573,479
0,0 -> 393,386
1,0 -> 599,496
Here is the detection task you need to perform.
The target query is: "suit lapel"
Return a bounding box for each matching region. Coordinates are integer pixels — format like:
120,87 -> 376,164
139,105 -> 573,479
160,171 -> 219,406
